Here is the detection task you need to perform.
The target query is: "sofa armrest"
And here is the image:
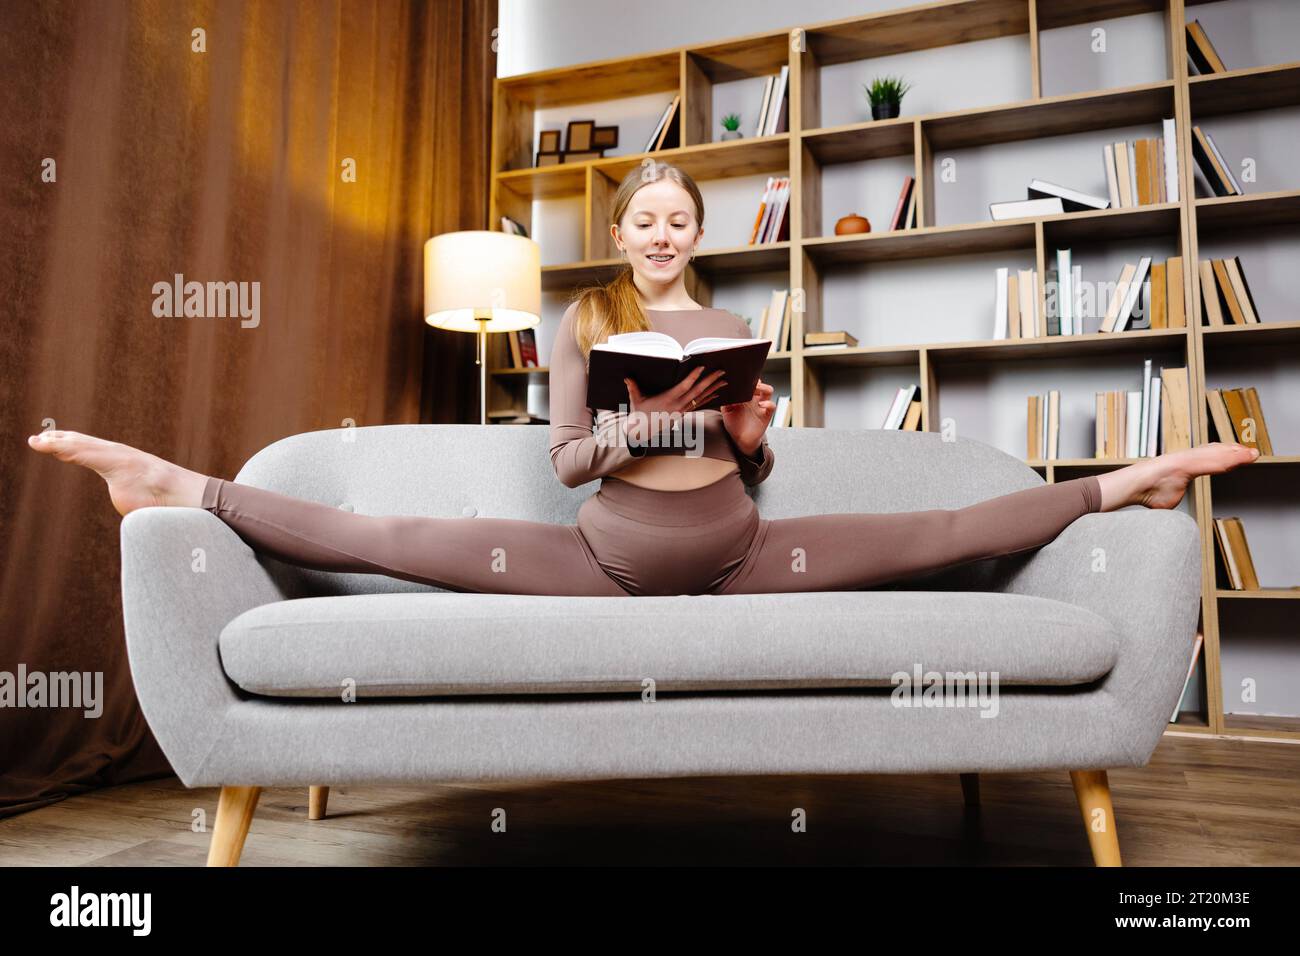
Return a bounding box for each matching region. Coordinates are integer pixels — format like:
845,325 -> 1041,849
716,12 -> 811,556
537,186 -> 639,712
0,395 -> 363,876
995,509 -> 1203,763
120,507 -> 292,785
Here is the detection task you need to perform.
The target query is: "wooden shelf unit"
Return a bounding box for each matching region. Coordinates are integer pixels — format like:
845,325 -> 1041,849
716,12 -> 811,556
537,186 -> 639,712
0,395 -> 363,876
487,0 -> 1299,742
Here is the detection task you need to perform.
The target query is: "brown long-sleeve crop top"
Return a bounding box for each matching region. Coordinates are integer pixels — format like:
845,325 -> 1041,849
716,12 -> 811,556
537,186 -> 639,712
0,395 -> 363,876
548,301 -> 775,489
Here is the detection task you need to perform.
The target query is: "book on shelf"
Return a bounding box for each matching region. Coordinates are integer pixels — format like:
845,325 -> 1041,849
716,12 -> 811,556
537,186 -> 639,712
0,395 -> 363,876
769,393 -> 793,428
749,176 -> 790,244
1199,256 -> 1262,326
499,215 -> 529,237
1170,632 -> 1204,723
1092,360 -> 1191,458
1106,255 -> 1186,331
1052,248 -> 1077,335
1105,121 -> 1178,208
754,65 -> 790,137
880,384 -> 921,430
1212,518 -> 1260,590
1018,268 -> 1039,337
999,254 -> 1183,341
644,95 -> 681,152
803,330 -> 858,348
758,289 -> 793,351
1205,386 -> 1274,453
1186,20 -> 1228,76
1100,256 -> 1152,333
989,196 -> 1063,221
1028,179 -> 1109,212
1113,139 -> 1133,207
503,327 -> 540,369
993,267 -> 1009,339
1162,118 -> 1180,202
1026,390 -> 1060,459
1045,266 -> 1060,335
889,176 -> 915,231
1161,366 -> 1192,452
585,331 -> 771,412
1190,126 -> 1241,197
1103,144 -> 1121,207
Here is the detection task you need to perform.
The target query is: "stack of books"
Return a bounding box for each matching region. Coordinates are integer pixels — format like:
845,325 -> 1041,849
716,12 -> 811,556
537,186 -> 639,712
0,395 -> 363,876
1191,126 -> 1243,197
749,177 -> 790,244
751,66 -> 789,137
1103,119 -> 1180,208
990,179 -> 1108,221
1198,257 -> 1262,325
1205,386 -> 1273,453
803,330 -> 859,351
1186,20 -> 1228,75
1094,360 -> 1192,458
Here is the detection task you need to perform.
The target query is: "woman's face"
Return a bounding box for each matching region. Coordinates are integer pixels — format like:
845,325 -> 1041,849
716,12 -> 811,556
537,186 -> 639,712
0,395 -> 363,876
612,180 -> 702,285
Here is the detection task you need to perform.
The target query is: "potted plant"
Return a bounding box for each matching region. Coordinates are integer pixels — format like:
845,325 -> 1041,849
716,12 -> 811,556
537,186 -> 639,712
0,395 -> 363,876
720,113 -> 742,141
864,76 -> 911,120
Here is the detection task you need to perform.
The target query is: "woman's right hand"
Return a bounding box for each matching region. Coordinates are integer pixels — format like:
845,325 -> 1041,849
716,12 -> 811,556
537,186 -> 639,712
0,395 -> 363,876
621,366 -> 728,445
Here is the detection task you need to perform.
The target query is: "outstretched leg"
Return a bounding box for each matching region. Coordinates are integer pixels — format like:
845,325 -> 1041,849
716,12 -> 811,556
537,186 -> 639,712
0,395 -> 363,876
25,429 -> 625,596
200,476 -> 626,596
719,476 -> 1104,595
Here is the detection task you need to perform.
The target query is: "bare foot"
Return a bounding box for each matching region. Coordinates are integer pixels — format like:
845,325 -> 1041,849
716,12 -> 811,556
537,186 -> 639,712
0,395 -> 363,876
26,429 -> 210,516
1097,442 -> 1260,512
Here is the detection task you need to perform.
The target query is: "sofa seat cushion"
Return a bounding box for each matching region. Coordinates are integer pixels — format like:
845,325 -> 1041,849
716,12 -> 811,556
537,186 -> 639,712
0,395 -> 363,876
217,591 -> 1119,698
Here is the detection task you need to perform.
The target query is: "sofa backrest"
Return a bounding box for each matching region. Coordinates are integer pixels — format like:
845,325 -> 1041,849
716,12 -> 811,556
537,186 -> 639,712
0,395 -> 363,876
233,424 -> 1043,596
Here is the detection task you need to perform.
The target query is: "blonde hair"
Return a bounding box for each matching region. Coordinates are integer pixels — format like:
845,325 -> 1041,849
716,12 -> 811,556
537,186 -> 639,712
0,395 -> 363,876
566,161 -> 705,360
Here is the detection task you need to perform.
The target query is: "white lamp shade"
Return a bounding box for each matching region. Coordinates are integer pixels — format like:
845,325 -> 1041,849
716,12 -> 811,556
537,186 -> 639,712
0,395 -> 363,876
424,231 -> 541,333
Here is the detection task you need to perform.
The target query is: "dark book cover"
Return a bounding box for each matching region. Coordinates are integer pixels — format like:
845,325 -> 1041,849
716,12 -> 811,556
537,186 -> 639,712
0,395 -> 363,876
517,328 -> 539,367
1190,129 -> 1232,197
586,338 -> 771,413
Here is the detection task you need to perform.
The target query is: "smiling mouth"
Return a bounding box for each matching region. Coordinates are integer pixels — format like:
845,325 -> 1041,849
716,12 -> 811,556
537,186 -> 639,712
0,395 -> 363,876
646,254 -> 675,263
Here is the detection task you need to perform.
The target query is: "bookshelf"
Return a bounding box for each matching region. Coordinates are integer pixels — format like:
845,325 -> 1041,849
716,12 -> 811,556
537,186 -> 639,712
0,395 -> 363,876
487,0 -> 1299,742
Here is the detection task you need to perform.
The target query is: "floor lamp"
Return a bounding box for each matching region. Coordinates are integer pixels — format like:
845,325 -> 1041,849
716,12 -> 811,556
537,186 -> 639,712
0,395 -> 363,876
424,231 -> 541,425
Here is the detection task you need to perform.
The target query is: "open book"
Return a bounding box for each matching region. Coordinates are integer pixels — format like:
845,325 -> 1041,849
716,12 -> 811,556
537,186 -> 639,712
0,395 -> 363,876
586,331 -> 772,412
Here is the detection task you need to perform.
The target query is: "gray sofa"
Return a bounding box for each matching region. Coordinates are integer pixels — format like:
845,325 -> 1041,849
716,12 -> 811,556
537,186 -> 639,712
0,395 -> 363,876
119,424 -> 1202,866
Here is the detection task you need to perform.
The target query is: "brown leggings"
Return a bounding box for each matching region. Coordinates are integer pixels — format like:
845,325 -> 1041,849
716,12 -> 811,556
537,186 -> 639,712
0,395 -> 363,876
200,470 -> 1102,597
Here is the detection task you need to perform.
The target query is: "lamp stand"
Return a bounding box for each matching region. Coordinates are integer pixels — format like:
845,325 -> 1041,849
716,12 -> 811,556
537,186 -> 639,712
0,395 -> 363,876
476,310 -> 490,426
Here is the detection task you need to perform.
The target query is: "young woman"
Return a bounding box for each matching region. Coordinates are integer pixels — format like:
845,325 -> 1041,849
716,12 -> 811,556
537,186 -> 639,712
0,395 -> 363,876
28,162 -> 1258,598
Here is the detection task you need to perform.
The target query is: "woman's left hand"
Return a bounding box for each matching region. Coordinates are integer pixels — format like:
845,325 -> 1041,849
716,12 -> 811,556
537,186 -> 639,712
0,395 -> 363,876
720,378 -> 776,456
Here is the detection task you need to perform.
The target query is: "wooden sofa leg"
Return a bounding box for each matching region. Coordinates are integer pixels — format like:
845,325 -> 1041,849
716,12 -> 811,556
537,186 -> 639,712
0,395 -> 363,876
1070,770 -> 1122,866
309,786 -> 330,820
959,773 -> 980,808
207,786 -> 261,867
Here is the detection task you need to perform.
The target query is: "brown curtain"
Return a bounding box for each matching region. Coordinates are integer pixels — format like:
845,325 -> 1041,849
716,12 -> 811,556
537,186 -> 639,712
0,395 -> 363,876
0,0 -> 495,817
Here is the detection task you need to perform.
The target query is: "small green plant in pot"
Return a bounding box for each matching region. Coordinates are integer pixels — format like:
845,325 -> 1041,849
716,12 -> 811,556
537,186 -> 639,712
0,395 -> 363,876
864,76 -> 911,120
720,113 -> 742,141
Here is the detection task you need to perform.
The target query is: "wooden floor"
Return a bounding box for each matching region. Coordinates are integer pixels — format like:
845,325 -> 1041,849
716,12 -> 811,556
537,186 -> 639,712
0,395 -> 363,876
3,732 -> 1297,866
